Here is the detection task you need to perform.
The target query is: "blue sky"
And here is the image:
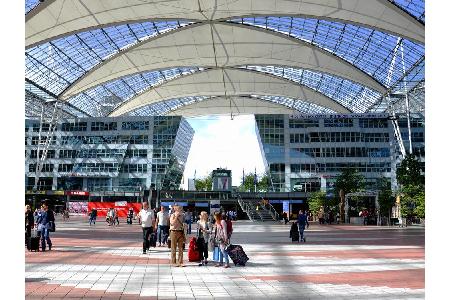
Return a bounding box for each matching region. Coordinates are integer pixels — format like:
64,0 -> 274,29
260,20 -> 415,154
182,115 -> 266,188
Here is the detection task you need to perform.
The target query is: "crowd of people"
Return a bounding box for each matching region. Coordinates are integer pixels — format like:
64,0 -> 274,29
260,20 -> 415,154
136,202 -> 235,268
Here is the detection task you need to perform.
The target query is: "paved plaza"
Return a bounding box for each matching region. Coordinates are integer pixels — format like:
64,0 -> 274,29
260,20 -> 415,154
25,217 -> 424,299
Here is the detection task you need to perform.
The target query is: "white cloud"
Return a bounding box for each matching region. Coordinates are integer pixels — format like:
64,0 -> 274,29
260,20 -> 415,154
182,115 -> 266,188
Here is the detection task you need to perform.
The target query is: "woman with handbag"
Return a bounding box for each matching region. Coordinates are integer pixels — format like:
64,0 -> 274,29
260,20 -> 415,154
213,212 -> 231,268
196,211 -> 211,266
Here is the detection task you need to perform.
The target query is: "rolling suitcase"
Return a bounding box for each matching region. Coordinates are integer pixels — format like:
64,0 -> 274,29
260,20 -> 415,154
226,244 -> 249,266
27,230 -> 40,252
290,222 -> 299,242
188,237 -> 201,262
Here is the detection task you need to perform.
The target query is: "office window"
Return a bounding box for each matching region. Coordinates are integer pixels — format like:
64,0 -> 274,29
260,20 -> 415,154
289,119 -> 319,128
61,121 -> 87,131
122,121 -> 150,130
324,119 -> 353,127
359,118 -> 388,128
58,164 -> 74,172
29,164 -> 53,172
91,121 -> 117,131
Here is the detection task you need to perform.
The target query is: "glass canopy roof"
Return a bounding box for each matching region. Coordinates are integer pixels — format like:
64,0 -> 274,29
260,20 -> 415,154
25,0 -> 425,118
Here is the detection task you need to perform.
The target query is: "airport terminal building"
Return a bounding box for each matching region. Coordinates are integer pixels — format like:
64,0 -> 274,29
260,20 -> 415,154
255,114 -> 425,193
25,116 -> 194,198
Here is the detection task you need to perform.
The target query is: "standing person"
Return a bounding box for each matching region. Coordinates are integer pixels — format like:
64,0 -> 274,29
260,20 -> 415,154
196,211 -> 211,266
169,205 -> 186,267
25,205 -> 34,239
114,208 -> 119,226
138,202 -> 155,254
156,206 -> 170,247
297,210 -> 309,243
214,212 -> 231,268
36,202 -> 55,251
89,209 -> 97,226
282,212 -> 288,225
185,209 -> 192,234
318,208 -> 324,225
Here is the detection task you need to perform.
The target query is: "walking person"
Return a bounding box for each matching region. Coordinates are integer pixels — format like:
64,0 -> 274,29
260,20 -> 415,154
297,210 -> 309,243
185,209 -> 193,234
138,202 -> 155,254
36,202 -> 55,251
196,211 -> 211,266
156,206 -> 169,247
25,205 -> 34,240
214,212 -> 231,268
89,209 -> 97,226
169,204 -> 186,267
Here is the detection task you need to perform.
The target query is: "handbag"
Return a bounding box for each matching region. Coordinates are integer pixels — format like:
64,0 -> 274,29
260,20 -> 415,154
49,221 -> 55,232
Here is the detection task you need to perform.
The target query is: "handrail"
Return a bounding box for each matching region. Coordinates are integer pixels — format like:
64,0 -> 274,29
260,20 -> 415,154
266,201 -> 280,221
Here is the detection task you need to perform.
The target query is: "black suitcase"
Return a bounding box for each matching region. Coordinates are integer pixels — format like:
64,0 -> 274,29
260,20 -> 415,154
290,222 -> 300,242
226,244 -> 249,266
149,233 -> 157,248
27,236 -> 40,252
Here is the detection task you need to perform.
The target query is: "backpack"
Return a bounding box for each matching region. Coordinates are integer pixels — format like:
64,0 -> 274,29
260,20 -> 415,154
226,220 -> 233,237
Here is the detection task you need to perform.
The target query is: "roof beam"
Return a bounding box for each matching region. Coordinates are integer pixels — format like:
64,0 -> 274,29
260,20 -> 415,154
26,0 -> 424,48
59,21 -> 386,100
108,67 -> 351,116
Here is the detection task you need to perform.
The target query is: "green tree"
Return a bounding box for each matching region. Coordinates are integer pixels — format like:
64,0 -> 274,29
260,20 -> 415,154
307,191 -> 326,215
194,174 -> 212,191
257,171 -> 272,192
396,154 -> 425,219
239,173 -> 257,192
396,153 -> 424,186
376,177 -> 395,218
334,169 -> 366,197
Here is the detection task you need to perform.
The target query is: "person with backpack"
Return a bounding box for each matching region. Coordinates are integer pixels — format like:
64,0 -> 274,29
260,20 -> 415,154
36,202 -> 55,251
214,212 -> 230,268
297,210 -> 309,243
196,211 -> 211,266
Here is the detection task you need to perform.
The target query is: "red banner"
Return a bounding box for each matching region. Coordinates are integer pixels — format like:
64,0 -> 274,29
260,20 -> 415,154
88,202 -> 143,217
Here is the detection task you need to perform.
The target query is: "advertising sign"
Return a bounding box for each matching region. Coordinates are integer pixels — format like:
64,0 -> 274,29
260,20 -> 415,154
282,200 -> 290,214
66,191 -> 89,196
68,201 -> 88,215
87,202 -> 142,217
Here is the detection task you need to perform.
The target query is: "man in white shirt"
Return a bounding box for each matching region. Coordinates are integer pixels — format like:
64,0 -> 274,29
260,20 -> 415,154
138,202 -> 155,254
156,206 -> 169,247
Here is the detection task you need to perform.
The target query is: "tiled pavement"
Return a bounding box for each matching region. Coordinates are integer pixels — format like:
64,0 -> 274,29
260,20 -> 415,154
25,217 -> 425,299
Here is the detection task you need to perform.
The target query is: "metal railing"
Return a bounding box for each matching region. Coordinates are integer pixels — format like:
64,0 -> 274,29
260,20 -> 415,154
237,197 -> 253,221
264,201 -> 280,221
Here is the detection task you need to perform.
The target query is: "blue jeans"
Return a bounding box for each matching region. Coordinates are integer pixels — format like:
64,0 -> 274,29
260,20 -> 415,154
89,216 -> 96,225
299,224 -> 306,240
219,246 -> 229,265
185,220 -> 192,234
157,225 -> 168,244
40,227 -> 52,251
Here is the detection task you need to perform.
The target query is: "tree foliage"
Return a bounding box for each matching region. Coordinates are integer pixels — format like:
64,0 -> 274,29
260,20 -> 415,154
334,169 -> 366,197
396,153 -> 424,186
238,171 -> 273,192
307,191 -> 326,214
376,177 -> 395,217
396,154 -> 425,219
194,174 -> 212,191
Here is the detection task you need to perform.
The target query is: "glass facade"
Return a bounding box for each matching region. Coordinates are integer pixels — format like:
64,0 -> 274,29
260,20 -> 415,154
255,114 -> 425,192
25,116 -> 194,192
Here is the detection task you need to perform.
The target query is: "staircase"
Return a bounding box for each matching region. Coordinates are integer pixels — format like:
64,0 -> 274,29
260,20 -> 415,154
237,196 -> 278,222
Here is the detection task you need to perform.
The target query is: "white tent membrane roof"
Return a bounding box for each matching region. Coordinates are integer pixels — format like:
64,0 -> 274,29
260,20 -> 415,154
109,67 -> 350,116
60,21 -> 386,100
24,0 -> 424,117
164,96 -> 297,117
26,0 -> 424,48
